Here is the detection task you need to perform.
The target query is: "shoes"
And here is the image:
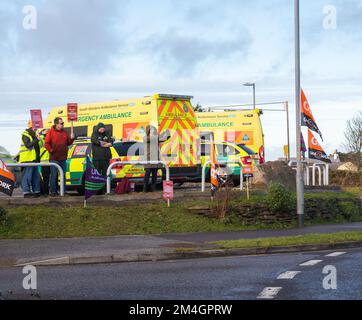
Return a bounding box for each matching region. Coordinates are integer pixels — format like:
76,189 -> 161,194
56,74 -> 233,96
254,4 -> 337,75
23,193 -> 41,198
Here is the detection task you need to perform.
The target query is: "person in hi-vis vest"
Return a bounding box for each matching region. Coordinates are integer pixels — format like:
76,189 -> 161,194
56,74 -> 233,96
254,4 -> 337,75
38,129 -> 50,196
19,121 -> 41,198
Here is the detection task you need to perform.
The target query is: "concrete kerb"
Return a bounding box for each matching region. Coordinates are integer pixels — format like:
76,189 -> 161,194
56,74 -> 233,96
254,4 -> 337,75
0,190 -> 213,207
12,241 -> 362,268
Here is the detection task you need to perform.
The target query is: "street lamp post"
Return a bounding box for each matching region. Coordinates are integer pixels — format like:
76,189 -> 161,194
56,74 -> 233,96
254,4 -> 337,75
294,0 -> 305,228
243,83 -> 256,110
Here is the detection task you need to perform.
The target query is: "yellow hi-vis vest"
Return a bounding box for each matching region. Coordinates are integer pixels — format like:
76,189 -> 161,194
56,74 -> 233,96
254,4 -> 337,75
19,131 -> 37,163
39,136 -> 50,163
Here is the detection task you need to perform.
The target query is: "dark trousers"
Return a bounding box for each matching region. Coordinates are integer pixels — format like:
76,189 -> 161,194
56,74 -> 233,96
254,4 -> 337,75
143,168 -> 165,192
93,160 -> 109,177
50,160 -> 67,195
41,166 -> 51,195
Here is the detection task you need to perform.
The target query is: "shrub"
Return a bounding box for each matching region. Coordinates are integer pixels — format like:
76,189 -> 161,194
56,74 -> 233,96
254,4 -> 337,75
0,207 -> 8,226
266,182 -> 295,214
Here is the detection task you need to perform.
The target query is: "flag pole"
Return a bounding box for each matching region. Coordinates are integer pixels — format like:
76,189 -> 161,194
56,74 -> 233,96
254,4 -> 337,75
84,199 -> 87,208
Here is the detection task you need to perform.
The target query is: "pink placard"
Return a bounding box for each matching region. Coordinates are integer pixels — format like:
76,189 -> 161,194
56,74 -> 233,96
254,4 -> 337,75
30,110 -> 43,129
163,181 -> 174,201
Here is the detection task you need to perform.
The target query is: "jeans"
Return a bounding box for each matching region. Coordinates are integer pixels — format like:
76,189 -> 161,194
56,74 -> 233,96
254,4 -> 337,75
50,160 -> 67,195
22,166 -> 41,195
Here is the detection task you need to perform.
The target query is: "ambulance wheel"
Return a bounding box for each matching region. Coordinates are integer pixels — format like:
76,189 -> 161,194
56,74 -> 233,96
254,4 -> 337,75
77,176 -> 85,195
233,178 -> 240,187
77,186 -> 85,196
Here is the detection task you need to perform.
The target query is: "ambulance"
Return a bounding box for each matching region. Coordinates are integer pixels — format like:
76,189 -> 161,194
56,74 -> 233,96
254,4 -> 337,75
196,109 -> 265,164
44,94 -> 201,185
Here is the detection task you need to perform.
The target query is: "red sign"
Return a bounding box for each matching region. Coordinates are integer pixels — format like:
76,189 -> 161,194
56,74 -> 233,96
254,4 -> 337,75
67,103 -> 78,122
163,181 -> 174,201
30,110 -> 43,130
242,166 -> 253,176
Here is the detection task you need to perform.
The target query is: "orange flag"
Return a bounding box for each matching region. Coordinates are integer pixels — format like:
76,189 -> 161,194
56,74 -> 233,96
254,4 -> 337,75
0,159 -> 15,196
210,142 -> 219,190
308,130 -> 331,163
301,89 -> 323,141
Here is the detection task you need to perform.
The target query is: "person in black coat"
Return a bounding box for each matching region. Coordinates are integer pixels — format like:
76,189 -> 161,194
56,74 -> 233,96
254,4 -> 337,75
91,123 -> 114,177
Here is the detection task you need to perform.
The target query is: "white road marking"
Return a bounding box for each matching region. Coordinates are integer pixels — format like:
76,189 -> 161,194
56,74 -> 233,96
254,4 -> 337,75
277,271 -> 301,280
299,260 -> 323,267
326,252 -> 346,257
257,287 -> 282,299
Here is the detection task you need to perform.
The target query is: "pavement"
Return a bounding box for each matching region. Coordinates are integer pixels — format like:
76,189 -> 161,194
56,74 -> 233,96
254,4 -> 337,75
1,248 -> 361,300
1,222 -> 362,268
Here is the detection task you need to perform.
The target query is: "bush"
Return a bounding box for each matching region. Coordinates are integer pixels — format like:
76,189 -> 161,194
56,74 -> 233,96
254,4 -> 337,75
266,182 -> 295,214
0,206 -> 8,226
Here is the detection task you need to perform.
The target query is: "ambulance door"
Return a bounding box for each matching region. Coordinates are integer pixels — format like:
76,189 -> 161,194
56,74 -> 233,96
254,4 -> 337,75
173,100 -> 199,167
157,99 -> 180,167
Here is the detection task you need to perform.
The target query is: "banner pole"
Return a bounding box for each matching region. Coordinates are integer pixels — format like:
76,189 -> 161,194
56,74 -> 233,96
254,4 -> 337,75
84,199 -> 87,209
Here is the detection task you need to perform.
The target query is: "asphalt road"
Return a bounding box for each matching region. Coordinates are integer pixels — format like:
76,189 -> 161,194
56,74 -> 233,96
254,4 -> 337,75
0,248 -> 361,300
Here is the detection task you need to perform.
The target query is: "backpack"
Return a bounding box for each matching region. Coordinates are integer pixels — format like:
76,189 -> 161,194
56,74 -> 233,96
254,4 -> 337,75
115,178 -> 132,195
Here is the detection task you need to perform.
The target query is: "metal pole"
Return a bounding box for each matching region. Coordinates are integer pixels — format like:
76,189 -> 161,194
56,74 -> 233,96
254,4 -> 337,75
253,84 -> 256,110
7,162 -> 65,197
106,161 -> 170,194
295,0 -> 305,228
285,101 -> 291,161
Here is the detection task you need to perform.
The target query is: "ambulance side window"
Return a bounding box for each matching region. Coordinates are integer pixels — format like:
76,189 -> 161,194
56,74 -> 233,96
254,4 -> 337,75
201,144 -> 211,157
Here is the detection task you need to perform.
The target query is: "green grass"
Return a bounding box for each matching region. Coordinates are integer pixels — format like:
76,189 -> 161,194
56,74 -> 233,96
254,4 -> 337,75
212,232 -> 362,249
0,191 -> 360,240
0,200 -> 289,240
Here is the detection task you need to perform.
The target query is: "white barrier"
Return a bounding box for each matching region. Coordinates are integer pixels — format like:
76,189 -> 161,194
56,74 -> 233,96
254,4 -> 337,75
6,162 -> 65,196
106,161 -> 170,194
288,161 -> 329,187
201,160 -> 244,192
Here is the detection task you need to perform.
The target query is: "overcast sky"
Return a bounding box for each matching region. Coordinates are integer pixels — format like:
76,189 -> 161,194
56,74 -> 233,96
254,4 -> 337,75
0,0 -> 361,159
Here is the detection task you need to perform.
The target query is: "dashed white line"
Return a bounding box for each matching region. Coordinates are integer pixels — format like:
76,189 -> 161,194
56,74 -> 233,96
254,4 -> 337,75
277,271 -> 301,280
257,287 -> 282,299
299,260 -> 323,267
326,252 -> 346,257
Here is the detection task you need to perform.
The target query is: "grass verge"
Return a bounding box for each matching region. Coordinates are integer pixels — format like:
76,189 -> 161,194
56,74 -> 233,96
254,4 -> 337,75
212,231 -> 362,249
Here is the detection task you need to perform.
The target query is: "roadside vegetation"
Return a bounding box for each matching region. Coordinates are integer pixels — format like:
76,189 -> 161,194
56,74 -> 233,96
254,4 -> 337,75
212,231 -> 362,249
0,186 -> 361,239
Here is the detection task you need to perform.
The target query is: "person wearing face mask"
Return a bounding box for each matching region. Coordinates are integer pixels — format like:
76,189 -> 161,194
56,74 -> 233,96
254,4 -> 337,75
45,117 -> 74,197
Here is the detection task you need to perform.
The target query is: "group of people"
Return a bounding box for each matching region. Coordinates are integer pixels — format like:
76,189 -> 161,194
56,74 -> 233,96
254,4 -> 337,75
19,118 -> 170,197
19,117 -> 74,198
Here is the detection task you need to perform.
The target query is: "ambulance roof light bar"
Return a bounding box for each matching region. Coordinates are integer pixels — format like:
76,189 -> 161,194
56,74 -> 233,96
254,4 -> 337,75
156,94 -> 194,100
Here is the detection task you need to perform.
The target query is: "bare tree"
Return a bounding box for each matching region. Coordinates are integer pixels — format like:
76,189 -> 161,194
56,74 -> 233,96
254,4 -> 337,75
344,111 -> 362,169
194,103 -> 205,112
